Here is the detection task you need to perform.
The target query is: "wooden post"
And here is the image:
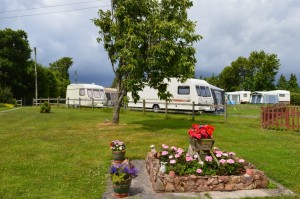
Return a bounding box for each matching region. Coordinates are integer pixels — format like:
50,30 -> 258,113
143,100 -> 145,115
79,98 -> 81,108
165,100 -> 168,118
192,101 -> 195,121
67,97 -> 69,108
92,98 -> 94,110
224,104 -> 227,123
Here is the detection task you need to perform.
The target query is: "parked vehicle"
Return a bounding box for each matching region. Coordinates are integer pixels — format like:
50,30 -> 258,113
225,91 -> 251,104
104,88 -> 117,106
250,90 -> 290,104
127,78 -> 225,113
66,83 -> 107,107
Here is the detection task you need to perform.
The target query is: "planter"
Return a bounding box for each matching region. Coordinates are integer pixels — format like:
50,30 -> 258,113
189,138 -> 215,151
112,178 -> 132,198
112,151 -> 126,163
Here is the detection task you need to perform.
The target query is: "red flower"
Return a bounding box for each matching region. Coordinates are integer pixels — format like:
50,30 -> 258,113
188,124 -> 215,140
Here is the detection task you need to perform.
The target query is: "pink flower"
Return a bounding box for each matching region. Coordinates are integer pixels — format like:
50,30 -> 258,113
171,146 -> 177,151
205,156 -> 213,162
196,169 -> 202,174
193,154 -> 198,159
229,152 -> 235,156
170,159 -> 176,164
216,153 -> 222,158
169,155 -> 173,159
186,156 -> 193,162
227,159 -> 235,164
177,148 -> 184,154
162,151 -> 168,156
238,159 -> 245,163
219,159 -> 226,164
222,153 -> 228,157
175,154 -> 180,158
162,144 -> 169,149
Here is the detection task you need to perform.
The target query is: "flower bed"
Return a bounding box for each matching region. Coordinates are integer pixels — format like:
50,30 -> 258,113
145,152 -> 268,192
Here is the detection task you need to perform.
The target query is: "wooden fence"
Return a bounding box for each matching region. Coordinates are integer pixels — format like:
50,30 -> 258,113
261,104 -> 300,131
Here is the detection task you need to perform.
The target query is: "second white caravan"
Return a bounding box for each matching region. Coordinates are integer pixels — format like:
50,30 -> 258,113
66,83 -> 107,107
127,78 -> 225,112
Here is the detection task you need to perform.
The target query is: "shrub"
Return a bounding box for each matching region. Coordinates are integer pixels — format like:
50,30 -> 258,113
40,101 -> 51,113
0,86 -> 13,104
290,92 -> 300,105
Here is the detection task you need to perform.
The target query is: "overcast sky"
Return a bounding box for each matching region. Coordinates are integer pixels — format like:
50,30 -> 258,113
1,0 -> 300,87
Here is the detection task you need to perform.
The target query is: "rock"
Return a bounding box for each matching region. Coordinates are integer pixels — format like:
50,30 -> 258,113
165,181 -> 176,192
242,175 -> 254,184
153,177 -> 165,192
234,182 -> 244,190
230,176 -> 241,184
206,177 -> 219,185
218,176 -> 229,183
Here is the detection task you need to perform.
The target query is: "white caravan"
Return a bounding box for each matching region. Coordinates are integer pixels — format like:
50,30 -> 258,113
225,91 -> 251,104
250,90 -> 290,104
127,78 -> 225,112
66,84 -> 107,107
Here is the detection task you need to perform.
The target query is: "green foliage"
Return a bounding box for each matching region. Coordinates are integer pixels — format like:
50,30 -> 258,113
49,57 -> 73,98
277,74 -> 288,90
0,28 -> 32,98
288,74 -> 299,92
0,86 -> 13,103
93,0 -> 201,122
209,51 -> 280,91
290,92 -> 300,105
40,101 -> 51,113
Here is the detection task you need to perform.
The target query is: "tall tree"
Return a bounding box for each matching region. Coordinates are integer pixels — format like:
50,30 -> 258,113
276,74 -> 288,90
49,57 -> 73,98
288,73 -> 299,92
93,0 -> 201,123
0,28 -> 32,98
247,51 -> 279,91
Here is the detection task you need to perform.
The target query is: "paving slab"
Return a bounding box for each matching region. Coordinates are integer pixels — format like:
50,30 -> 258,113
102,160 -> 296,199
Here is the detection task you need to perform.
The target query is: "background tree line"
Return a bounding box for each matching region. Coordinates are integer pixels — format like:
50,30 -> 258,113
203,50 -> 299,92
202,50 -> 300,105
0,28 -> 73,104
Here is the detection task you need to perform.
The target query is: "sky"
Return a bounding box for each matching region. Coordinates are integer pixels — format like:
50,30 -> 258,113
1,0 -> 300,87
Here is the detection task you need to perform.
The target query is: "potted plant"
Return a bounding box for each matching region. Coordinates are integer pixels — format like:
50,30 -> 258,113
110,162 -> 138,198
188,124 -> 215,151
110,140 -> 126,163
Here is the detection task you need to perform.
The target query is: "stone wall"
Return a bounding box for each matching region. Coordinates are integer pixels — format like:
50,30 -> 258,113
145,152 -> 268,192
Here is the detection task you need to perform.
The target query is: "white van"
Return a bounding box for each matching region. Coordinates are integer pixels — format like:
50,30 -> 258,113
127,78 -> 225,112
66,84 -> 107,107
225,91 -> 251,104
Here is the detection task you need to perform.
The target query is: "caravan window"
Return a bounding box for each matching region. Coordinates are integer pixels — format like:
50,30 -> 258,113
197,86 -> 211,97
279,94 -> 285,97
87,89 -> 93,98
93,89 -> 105,98
178,86 -> 190,95
243,94 -> 248,97
79,89 -> 85,96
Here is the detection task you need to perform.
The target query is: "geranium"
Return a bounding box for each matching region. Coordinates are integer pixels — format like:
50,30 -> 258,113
188,124 -> 215,140
157,144 -> 246,176
110,162 -> 138,184
110,140 -> 126,152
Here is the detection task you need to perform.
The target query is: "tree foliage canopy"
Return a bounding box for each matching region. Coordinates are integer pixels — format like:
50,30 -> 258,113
93,0 -> 201,123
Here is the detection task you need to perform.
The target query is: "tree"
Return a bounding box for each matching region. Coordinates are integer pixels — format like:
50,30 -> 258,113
49,57 -> 73,98
288,73 -> 299,92
0,28 -> 32,98
276,74 -> 288,90
247,51 -> 279,91
93,0 -> 201,123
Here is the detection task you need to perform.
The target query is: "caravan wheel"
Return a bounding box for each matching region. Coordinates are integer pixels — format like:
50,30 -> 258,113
153,104 -> 160,113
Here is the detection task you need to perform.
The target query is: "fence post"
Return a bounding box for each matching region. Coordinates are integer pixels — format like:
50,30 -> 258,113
165,100 -> 168,118
57,97 -> 59,107
224,104 -> 227,123
79,98 -> 81,108
192,101 -> 195,121
143,100 -> 145,115
92,98 -> 94,110
67,97 -> 69,108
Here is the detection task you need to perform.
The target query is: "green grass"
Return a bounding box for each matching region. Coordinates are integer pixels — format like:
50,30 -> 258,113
0,106 -> 299,198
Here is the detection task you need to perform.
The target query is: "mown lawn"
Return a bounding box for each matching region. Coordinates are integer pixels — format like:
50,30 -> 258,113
0,106 -> 299,198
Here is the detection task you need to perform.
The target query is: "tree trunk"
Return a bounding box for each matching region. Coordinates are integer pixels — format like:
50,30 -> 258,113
112,97 -> 122,123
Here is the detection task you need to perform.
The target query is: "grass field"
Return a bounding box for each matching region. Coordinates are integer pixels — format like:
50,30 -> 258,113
0,106 -> 299,198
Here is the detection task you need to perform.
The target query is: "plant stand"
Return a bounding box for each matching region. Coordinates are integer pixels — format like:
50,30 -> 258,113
187,138 -> 219,165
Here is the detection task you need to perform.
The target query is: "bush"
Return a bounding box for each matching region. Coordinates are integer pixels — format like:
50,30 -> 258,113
40,101 -> 51,113
0,86 -> 13,103
290,92 -> 300,105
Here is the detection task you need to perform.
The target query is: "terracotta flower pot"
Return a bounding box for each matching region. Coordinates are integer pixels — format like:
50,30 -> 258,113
112,178 -> 132,198
112,151 -> 126,163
